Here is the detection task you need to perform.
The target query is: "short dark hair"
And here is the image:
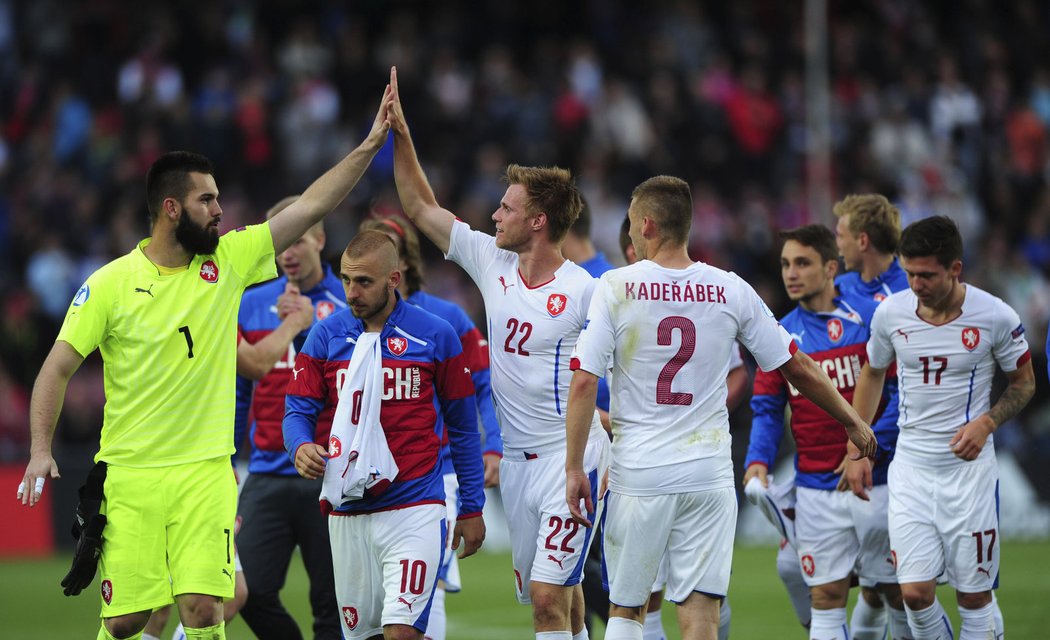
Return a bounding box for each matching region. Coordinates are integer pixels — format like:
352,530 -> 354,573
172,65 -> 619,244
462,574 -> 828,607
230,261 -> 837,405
503,164 -> 582,243
630,176 -> 691,246
146,151 -> 214,223
779,224 -> 838,263
899,216 -> 963,268
343,229 -> 399,272
359,216 -> 425,295
567,197 -> 592,239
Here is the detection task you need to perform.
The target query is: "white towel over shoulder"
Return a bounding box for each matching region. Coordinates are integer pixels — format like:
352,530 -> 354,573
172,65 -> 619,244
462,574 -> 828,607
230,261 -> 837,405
320,332 -> 398,514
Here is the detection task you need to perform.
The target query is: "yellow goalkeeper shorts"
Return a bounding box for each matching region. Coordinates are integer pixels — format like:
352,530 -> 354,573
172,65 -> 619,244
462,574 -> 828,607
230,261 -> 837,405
98,456 -> 237,617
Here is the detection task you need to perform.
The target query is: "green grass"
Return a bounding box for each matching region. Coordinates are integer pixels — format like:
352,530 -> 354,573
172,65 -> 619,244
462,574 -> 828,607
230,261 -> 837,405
3,542 -> 1049,638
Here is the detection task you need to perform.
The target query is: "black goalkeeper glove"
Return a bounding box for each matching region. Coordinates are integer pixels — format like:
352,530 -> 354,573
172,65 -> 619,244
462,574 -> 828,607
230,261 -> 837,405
61,460 -> 107,597
61,512 -> 106,596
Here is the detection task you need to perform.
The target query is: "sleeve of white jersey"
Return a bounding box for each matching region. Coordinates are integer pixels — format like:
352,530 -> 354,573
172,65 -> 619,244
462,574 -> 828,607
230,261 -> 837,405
445,219 -> 498,285
728,341 -> 744,369
736,278 -> 793,372
865,301 -> 896,370
991,297 -> 1030,373
570,275 -> 615,378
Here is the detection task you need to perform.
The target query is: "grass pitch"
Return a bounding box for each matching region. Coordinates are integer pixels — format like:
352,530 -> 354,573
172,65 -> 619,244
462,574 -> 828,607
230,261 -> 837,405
2,542 -> 1048,638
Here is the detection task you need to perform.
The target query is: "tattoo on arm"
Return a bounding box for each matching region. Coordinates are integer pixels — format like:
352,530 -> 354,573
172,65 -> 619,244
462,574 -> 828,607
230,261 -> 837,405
986,373 -> 1035,429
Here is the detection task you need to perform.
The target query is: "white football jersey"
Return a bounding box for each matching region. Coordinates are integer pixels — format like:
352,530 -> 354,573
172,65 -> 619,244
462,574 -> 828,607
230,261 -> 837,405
571,260 -> 793,495
447,220 -> 599,452
867,285 -> 1030,467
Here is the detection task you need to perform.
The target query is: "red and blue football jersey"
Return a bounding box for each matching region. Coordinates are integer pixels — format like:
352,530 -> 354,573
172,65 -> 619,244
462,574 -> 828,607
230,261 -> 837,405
283,294 -> 485,517
746,291 -> 899,490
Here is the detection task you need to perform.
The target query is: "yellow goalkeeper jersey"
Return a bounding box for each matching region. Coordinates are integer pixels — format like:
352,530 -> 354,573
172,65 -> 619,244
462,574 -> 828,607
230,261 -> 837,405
57,224 -> 277,467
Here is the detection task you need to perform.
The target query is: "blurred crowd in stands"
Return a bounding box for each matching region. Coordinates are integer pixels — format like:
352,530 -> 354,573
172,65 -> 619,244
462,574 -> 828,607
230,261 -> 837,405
1,0 -> 1049,495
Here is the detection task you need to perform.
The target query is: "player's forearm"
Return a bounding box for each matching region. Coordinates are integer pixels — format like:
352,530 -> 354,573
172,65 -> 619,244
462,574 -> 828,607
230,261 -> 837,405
305,135 -> 386,214
745,394 -> 787,468
391,124 -> 453,253
282,396 -> 324,460
28,375 -> 68,457
270,137 -> 386,253
28,342 -> 83,456
852,363 -> 887,425
237,322 -> 301,381
985,363 -> 1035,429
781,351 -> 866,432
565,371 -> 599,471
444,396 -> 486,515
471,369 -> 502,455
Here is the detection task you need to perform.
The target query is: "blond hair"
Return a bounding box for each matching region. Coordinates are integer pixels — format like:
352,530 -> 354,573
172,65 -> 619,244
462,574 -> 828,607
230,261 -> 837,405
832,194 -> 901,255
503,164 -> 582,243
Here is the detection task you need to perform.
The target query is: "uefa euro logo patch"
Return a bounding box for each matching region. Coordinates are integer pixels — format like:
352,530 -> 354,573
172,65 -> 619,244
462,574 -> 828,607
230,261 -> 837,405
73,284 -> 90,306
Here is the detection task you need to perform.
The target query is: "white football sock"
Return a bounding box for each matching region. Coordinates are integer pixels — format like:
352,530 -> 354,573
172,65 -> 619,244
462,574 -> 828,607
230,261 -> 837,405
642,610 -> 666,640
904,599 -> 954,640
605,617 -> 644,640
809,607 -> 849,640
888,605 -> 914,639
958,601 -> 996,640
850,593 -> 887,639
990,593 -> 1004,639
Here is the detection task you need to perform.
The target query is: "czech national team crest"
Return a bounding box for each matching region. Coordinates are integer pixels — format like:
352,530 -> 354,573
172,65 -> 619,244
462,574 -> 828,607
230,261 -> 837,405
101,579 -> 113,604
387,336 -> 408,356
316,301 -> 336,321
342,606 -> 359,630
800,554 -> 815,577
546,293 -> 568,317
329,435 -> 342,458
961,327 -> 980,351
826,318 -> 844,342
199,260 -> 219,283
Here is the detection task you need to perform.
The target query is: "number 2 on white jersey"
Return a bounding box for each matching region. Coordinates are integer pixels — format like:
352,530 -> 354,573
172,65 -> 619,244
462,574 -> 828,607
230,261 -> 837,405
657,316 -> 694,405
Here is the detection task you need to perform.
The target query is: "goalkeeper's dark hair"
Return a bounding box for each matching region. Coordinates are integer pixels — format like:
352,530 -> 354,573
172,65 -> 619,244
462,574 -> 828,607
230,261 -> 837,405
145,151 -> 214,226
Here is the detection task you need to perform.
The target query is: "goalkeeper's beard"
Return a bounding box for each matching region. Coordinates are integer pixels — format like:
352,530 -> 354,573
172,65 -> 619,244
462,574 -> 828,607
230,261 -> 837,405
175,209 -> 220,255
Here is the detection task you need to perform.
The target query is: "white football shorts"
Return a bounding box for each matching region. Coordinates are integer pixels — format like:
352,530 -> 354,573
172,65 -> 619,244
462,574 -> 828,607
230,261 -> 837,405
329,504 -> 446,639
888,458 -> 1000,592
